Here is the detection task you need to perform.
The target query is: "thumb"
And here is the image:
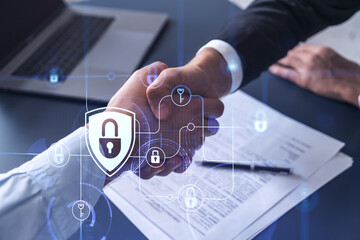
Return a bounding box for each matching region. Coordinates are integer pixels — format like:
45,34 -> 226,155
146,69 -> 176,120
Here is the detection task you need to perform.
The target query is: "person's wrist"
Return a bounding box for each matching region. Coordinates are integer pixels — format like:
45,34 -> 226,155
188,48 -> 231,97
337,78 -> 360,106
355,74 -> 360,107
348,84 -> 360,107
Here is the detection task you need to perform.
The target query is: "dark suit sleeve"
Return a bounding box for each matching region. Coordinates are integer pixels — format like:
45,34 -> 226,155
217,0 -> 360,86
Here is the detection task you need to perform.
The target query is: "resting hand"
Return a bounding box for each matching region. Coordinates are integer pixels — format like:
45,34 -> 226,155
269,44 -> 360,107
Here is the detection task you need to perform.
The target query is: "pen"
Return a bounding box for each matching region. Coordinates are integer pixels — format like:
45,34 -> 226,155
198,160 -> 293,175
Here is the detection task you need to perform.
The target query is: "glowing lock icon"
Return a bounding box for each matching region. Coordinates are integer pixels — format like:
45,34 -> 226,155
146,66 -> 158,85
150,150 -> 160,164
99,118 -> 121,159
49,68 -> 59,83
185,187 -> 197,209
147,74 -> 158,85
254,110 -> 268,133
53,145 -> 64,164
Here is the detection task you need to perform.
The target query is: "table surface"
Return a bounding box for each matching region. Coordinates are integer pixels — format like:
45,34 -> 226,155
0,0 -> 359,239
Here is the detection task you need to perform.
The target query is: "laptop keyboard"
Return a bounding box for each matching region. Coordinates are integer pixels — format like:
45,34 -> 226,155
14,14 -> 114,80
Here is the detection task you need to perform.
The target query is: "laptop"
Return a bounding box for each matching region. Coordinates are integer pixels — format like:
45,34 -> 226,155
0,0 -> 167,101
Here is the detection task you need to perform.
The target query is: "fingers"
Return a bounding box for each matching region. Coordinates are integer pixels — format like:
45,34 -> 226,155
275,44 -> 314,70
135,64 -> 224,180
185,115 -> 220,137
268,45 -> 308,83
146,66 -> 209,120
137,95 -> 223,180
155,95 -> 223,139
277,54 -> 305,68
137,156 -> 189,179
296,44 -> 337,59
204,117 -> 220,137
138,61 -> 168,86
137,165 -> 165,180
174,95 -> 224,120
274,44 -> 335,71
172,97 -> 222,152
269,44 -> 352,99
173,156 -> 192,174
269,44 -> 338,86
107,61 -> 168,108
203,98 -> 224,118
185,97 -> 223,150
269,64 -> 299,82
146,68 -> 183,120
155,156 -> 182,176
180,118 -> 220,159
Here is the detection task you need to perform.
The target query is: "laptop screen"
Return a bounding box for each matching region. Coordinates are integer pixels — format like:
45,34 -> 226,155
0,0 -> 65,68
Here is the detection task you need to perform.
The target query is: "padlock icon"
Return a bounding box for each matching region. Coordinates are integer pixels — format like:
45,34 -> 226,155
185,187 -> 197,209
99,118 -> 121,159
49,68 -> 59,83
151,150 -> 160,164
254,110 -> 268,133
53,145 -> 64,165
146,66 -> 158,85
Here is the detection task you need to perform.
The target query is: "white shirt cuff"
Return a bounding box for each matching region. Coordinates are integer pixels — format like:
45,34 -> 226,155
197,39 -> 243,93
358,94 -> 360,110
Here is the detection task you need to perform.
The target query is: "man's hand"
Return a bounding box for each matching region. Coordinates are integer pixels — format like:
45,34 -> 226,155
146,48 -> 232,120
105,62 -> 224,182
269,44 -> 360,106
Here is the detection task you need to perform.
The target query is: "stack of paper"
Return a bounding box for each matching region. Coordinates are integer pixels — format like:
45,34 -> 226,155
104,91 -> 351,239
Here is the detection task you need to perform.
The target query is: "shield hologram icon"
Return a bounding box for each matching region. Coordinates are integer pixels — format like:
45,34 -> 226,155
85,107 -> 136,177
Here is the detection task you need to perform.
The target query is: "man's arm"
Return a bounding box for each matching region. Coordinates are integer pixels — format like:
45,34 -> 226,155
146,0 -> 360,119
217,0 -> 360,86
0,62 -> 224,239
0,128 -> 106,239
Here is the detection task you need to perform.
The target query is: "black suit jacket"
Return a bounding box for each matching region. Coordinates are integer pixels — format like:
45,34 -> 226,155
217,0 -> 360,87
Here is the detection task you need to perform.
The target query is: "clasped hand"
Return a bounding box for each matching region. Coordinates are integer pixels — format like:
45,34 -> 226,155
105,62 -> 224,181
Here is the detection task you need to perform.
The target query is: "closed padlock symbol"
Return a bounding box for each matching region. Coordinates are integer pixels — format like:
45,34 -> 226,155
185,187 -> 197,209
146,66 -> 158,85
99,118 -> 121,159
151,150 -> 160,164
254,110 -> 268,133
49,69 -> 59,83
53,145 -> 64,164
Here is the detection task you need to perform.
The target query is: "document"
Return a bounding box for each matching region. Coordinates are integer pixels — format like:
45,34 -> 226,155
104,91 -> 347,240
235,152 -> 353,239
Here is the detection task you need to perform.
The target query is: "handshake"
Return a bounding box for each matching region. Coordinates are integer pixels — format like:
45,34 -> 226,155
104,55 -> 229,182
